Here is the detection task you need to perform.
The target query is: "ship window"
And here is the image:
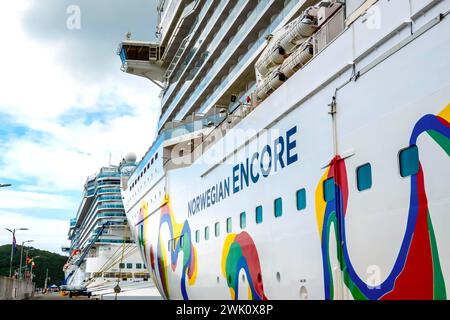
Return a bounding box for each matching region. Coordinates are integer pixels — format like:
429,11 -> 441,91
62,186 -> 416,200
195,230 -> 200,243
356,163 -> 372,191
296,188 -> 306,210
274,197 -> 283,218
144,167 -> 147,174
323,178 -> 335,202
143,264 -> 146,269
215,222 -> 220,237
119,263 -> 125,269
155,153 -> 158,160
136,263 -> 142,269
226,217 -> 232,233
205,226 -> 209,241
127,263 -> 133,269
399,145 -> 419,177
255,206 -> 263,224
147,163 -> 150,170
240,212 -> 246,229
151,158 -> 154,165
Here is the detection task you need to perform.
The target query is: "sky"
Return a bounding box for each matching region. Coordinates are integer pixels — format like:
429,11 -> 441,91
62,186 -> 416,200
0,1 -> 161,254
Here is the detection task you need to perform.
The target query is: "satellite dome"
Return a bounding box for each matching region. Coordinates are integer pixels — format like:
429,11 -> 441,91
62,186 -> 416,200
124,152 -> 137,163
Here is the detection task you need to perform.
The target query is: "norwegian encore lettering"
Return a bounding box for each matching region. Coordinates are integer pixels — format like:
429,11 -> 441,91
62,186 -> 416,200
188,178 -> 231,216
187,126 -> 298,216
250,152 -> 260,183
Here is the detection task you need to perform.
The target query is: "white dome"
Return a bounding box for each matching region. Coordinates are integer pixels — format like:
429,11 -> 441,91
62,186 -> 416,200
124,152 -> 137,163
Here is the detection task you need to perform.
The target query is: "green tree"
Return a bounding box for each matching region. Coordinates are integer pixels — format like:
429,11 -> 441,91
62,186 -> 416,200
0,245 -> 67,288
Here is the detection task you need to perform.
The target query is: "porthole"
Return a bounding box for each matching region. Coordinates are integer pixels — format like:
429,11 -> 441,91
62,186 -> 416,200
296,188 -> 306,210
274,197 -> 282,217
255,206 -> 263,224
399,145 -> 419,177
323,178 -> 335,202
356,163 -> 372,191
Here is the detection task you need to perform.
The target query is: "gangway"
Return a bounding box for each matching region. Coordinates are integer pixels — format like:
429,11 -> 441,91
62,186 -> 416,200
61,221 -> 114,297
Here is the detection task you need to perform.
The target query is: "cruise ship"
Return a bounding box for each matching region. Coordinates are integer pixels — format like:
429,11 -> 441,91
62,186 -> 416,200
117,0 -> 450,300
62,165 -> 151,296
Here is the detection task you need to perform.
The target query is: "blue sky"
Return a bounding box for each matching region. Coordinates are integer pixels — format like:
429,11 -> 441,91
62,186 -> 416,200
0,1 -> 161,253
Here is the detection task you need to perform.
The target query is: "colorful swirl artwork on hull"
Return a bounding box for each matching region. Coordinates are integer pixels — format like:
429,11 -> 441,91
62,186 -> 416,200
137,202 -> 163,294
315,104 -> 450,300
137,195 -> 198,300
222,231 -> 268,300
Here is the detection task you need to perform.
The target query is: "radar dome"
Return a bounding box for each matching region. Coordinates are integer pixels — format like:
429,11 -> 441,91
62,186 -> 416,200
124,152 -> 137,163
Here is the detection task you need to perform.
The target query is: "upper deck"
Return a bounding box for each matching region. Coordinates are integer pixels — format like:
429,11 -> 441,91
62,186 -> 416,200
119,1 -> 375,130
117,0 -> 446,183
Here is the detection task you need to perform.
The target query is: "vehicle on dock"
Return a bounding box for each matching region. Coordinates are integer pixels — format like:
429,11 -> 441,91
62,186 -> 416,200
60,285 -> 91,298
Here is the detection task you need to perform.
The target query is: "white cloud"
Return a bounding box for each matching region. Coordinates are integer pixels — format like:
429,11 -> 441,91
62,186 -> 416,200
0,1 -> 161,191
0,211 -> 70,254
0,190 -> 76,210
0,97 -> 158,191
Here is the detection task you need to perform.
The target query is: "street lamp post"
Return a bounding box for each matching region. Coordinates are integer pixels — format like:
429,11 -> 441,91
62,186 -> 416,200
19,240 -> 34,280
5,227 -> 28,277
44,268 -> 49,292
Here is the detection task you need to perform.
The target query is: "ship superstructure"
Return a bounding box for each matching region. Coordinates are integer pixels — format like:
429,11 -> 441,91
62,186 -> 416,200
118,0 -> 450,300
62,165 -> 150,292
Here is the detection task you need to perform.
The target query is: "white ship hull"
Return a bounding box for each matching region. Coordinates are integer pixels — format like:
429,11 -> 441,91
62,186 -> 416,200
122,0 -> 450,300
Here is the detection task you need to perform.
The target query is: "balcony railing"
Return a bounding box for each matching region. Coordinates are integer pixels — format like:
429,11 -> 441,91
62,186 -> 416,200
97,212 -> 127,218
158,0 -> 183,44
97,195 -> 122,202
97,172 -> 120,178
173,0 -> 274,121
130,109 -> 226,179
163,0 -> 214,86
96,181 -> 120,187
97,203 -> 124,210
94,239 -> 134,244
198,0 -> 297,114
97,220 -> 126,226
97,188 -> 121,194
160,112 -> 226,138
160,0 -> 232,112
